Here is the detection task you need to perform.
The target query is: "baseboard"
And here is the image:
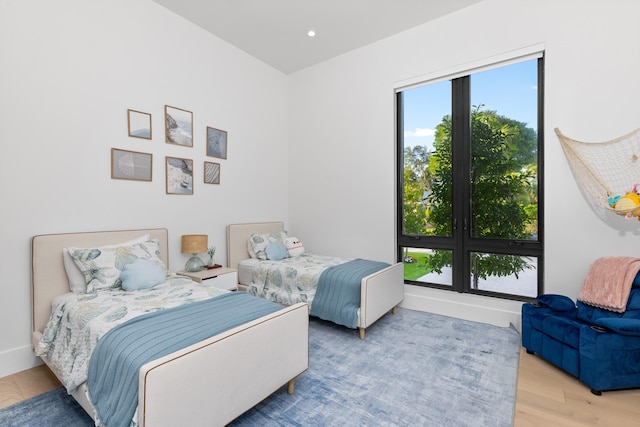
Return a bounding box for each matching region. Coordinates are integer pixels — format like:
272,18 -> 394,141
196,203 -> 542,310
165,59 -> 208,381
400,284 -> 524,332
0,344 -> 42,378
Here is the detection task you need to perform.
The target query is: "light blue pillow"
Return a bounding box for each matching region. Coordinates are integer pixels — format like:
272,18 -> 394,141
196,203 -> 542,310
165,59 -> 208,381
265,242 -> 290,261
120,259 -> 167,291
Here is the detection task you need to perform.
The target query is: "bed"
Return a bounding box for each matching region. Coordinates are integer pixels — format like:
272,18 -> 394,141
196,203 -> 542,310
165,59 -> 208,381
226,222 -> 404,339
31,228 -> 309,427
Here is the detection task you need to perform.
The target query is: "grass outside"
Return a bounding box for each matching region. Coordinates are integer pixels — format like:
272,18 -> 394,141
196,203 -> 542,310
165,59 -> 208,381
403,251 -> 432,280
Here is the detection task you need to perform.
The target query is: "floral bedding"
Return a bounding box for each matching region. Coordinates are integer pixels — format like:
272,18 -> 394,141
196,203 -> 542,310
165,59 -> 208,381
35,274 -> 227,393
247,254 -> 349,306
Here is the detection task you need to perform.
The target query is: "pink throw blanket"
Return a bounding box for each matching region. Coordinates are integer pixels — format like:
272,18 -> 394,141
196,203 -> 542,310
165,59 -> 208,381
578,256 -> 640,313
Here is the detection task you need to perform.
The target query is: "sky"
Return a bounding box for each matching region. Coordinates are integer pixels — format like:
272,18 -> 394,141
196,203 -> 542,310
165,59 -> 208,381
402,59 -> 538,150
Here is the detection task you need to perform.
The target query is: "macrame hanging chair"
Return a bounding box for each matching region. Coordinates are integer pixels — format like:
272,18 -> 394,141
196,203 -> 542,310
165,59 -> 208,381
555,127 -> 640,221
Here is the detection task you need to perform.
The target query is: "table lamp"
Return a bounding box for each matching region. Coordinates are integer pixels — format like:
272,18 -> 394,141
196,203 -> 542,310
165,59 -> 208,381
181,234 -> 208,272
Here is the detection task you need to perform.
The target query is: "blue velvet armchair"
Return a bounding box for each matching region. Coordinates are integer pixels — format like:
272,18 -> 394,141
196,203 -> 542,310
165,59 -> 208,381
521,273 -> 640,395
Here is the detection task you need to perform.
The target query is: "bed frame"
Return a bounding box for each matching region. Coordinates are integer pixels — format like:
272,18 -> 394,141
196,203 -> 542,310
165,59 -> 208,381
227,222 -> 405,339
31,228 -> 309,427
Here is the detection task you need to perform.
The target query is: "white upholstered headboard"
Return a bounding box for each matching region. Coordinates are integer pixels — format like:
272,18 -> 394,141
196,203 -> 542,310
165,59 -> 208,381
31,228 -> 168,338
226,222 -> 284,271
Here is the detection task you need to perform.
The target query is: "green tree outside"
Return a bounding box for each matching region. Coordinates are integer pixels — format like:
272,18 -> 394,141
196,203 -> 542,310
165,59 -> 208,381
403,106 -> 537,281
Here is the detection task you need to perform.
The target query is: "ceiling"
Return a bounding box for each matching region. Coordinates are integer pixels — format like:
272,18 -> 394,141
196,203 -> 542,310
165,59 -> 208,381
152,0 -> 482,74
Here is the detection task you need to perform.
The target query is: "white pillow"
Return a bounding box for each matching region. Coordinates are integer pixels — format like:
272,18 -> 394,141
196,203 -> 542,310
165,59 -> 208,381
63,234 -> 150,293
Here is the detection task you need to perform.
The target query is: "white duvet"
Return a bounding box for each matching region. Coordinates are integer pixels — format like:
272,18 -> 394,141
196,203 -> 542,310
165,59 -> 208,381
247,253 -> 348,306
36,274 -> 227,393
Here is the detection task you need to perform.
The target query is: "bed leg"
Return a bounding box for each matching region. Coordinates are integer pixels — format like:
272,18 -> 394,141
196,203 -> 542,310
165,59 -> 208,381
359,327 -> 365,340
391,306 -> 398,315
287,379 -> 295,394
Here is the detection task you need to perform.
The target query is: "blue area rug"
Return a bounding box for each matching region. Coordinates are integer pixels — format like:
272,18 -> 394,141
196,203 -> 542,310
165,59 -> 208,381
0,308 -> 520,426
0,385 -> 91,427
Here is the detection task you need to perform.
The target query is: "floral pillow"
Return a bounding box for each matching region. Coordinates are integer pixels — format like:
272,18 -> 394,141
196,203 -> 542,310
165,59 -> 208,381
247,231 -> 288,260
63,234 -> 150,293
68,239 -> 167,292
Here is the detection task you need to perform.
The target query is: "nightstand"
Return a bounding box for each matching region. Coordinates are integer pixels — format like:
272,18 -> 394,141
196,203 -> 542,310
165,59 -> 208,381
178,267 -> 238,291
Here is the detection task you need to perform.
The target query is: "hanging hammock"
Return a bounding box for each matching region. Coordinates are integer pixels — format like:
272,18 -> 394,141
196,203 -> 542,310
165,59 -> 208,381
555,127 -> 640,221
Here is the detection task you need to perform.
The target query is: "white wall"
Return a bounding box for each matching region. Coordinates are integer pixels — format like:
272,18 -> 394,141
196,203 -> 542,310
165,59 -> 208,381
0,0 -> 289,377
3,0 -> 640,379
288,0 -> 640,328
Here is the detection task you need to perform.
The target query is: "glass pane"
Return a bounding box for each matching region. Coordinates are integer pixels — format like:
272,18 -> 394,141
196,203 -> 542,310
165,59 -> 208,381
470,60 -> 538,241
470,252 -> 538,298
401,80 -> 452,237
403,247 -> 452,287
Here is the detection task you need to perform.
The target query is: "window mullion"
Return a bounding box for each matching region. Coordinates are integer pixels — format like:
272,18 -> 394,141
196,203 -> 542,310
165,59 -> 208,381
451,76 -> 470,293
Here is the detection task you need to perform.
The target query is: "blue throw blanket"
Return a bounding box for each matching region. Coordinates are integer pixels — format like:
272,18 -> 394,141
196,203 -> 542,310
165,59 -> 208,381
87,292 -> 282,427
310,259 -> 390,329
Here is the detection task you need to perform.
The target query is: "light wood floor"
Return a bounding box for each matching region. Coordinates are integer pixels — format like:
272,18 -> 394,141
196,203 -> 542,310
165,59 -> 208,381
0,364 -> 61,410
514,348 -> 640,426
2,349 -> 639,425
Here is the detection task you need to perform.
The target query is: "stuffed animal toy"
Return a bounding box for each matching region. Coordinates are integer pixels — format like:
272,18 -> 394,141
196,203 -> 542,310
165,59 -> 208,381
611,184 -> 640,220
285,237 -> 305,257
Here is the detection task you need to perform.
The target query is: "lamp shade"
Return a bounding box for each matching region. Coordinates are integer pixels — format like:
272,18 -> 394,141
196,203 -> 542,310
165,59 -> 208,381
181,234 -> 208,254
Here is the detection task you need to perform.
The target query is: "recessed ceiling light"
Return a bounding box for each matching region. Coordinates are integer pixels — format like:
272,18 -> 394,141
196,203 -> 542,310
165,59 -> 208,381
307,30 -> 316,37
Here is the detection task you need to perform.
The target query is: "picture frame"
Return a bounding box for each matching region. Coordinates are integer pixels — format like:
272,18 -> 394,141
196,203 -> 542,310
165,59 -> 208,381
165,156 -> 193,195
111,148 -> 152,181
127,109 -> 152,139
206,126 -> 227,159
204,161 -> 220,185
165,105 -> 193,147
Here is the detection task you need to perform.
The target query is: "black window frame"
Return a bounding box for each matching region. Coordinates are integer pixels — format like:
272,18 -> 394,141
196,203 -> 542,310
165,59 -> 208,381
396,56 -> 545,301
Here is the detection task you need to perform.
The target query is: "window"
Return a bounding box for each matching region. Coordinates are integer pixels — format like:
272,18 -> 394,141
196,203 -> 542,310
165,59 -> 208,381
396,55 -> 544,300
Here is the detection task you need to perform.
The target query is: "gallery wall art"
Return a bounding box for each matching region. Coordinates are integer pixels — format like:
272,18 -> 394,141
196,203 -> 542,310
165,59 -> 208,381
165,105 -> 193,147
127,109 -> 152,139
206,126 -> 227,159
114,105 -> 228,192
111,148 -> 152,181
166,156 -> 193,195
204,161 -> 220,185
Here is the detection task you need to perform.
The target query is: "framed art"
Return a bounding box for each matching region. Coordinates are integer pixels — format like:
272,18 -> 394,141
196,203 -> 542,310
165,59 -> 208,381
166,156 -> 193,195
165,105 -> 193,147
206,126 -> 227,159
204,161 -> 220,185
127,109 -> 152,139
111,148 -> 152,181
